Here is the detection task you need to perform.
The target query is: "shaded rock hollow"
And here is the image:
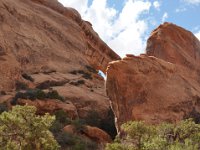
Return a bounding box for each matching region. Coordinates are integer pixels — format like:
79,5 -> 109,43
106,22 -> 200,131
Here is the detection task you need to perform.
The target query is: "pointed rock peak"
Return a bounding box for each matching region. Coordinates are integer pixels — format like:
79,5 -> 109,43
146,22 -> 200,69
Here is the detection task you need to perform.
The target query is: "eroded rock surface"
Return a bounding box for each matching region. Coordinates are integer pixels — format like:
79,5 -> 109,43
63,125 -> 112,143
146,22 -> 200,69
106,23 -> 200,131
83,125 -> 112,143
0,0 -> 120,118
17,99 -> 78,119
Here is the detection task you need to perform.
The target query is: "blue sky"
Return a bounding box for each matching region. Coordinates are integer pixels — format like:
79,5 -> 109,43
58,0 -> 200,57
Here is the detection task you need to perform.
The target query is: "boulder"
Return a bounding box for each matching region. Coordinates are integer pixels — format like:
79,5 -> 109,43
106,23 -> 200,131
84,125 -> 112,143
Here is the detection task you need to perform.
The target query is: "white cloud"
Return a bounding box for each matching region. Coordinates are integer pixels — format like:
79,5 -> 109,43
195,31 -> 200,41
108,0 -> 151,56
58,0 -> 151,57
175,7 -> 187,12
183,0 -> 200,4
58,0 -> 88,15
83,0 -> 117,41
161,12 -> 168,22
153,1 -> 160,10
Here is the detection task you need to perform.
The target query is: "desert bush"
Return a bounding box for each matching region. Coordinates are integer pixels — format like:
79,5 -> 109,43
46,90 -> 64,101
51,110 -> 97,150
184,109 -> 200,124
11,89 -> 64,105
55,131 -> 97,150
55,131 -> 76,146
106,119 -> 200,150
0,103 -> 8,114
71,119 -> 86,133
85,65 -> 98,74
36,80 -> 68,89
0,105 -> 59,150
54,109 -> 71,124
15,80 -> 28,91
85,109 -> 101,127
50,110 -> 71,138
82,73 -> 92,80
70,80 -> 85,86
70,69 -> 93,80
22,73 -> 34,82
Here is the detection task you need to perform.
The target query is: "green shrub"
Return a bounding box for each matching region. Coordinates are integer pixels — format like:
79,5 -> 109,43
85,65 -> 98,74
70,69 -> 93,80
51,110 -> 97,150
0,103 -> 8,114
0,105 -> 59,150
184,109 -> 200,124
15,80 -> 28,91
11,89 -> 64,105
50,120 -> 64,134
54,110 -> 71,124
70,80 -> 85,86
85,109 -> 101,127
46,90 -> 64,101
55,131 -> 76,146
71,119 -> 86,133
106,119 -> 200,150
54,130 -> 97,150
36,80 -> 68,89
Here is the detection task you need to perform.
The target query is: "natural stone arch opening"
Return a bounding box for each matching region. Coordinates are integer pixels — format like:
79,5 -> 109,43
98,70 -> 106,80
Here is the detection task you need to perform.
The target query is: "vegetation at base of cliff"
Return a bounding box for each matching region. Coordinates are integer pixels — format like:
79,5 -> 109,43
106,119 -> 200,150
85,108 -> 117,139
50,108 -> 116,149
0,105 -> 59,150
0,102 -> 8,114
184,109 -> 200,124
50,110 -> 98,150
11,88 -> 64,105
55,131 -> 98,150
15,80 -> 28,91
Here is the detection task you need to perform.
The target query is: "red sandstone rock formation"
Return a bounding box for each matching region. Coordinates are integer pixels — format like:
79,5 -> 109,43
63,125 -> 112,143
147,22 -> 200,69
106,23 -> 200,131
83,125 -> 112,143
0,0 -> 120,118
17,99 -> 78,119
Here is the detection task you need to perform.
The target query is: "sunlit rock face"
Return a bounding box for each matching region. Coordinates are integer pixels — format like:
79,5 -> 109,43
106,22 -> 200,131
146,22 -> 200,69
0,0 -> 120,119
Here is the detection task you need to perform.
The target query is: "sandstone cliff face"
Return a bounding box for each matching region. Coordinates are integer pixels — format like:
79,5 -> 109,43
146,22 -> 200,69
0,0 -> 120,118
106,23 -> 200,131
17,99 -> 78,119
